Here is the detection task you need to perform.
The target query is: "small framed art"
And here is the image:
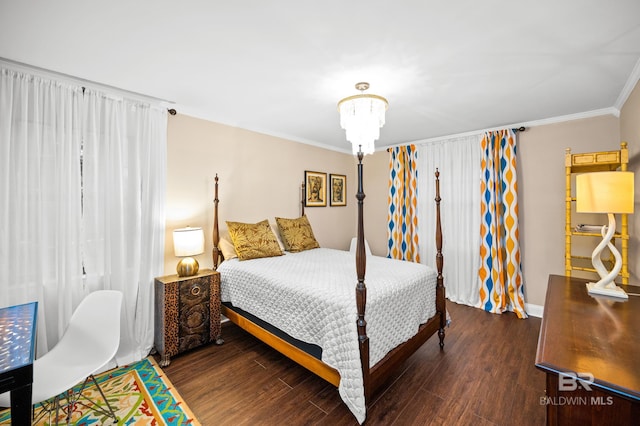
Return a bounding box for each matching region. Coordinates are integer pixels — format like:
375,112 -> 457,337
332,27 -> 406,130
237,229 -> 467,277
329,174 -> 347,206
304,171 -> 327,207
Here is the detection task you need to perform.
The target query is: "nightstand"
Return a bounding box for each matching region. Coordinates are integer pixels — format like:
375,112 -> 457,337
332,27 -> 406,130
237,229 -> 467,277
154,269 -> 223,367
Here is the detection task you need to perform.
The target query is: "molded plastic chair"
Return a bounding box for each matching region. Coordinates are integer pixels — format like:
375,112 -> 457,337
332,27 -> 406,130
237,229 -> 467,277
0,290 -> 123,424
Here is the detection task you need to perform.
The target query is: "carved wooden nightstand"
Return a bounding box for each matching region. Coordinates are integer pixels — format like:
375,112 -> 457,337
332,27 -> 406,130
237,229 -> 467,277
154,269 -> 223,367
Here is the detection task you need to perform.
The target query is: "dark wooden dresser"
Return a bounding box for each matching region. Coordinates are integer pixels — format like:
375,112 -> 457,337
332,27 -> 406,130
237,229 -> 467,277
154,269 -> 223,366
536,274 -> 640,425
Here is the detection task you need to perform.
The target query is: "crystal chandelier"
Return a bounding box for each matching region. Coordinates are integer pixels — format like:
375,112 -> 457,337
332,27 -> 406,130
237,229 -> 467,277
338,82 -> 388,155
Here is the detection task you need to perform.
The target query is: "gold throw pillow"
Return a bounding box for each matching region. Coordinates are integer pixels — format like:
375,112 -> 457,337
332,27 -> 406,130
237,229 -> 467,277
275,215 -> 320,252
226,219 -> 284,260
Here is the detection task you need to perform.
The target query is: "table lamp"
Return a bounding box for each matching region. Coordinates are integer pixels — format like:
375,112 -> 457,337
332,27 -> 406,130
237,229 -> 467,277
173,227 -> 205,277
576,171 -> 634,299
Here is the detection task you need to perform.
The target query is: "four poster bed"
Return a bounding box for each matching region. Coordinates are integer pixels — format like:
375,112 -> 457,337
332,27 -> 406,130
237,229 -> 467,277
210,157 -> 446,423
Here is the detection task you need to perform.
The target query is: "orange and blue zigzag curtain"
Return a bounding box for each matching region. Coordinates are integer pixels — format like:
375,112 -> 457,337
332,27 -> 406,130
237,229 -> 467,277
387,145 -> 420,262
478,130 -> 527,318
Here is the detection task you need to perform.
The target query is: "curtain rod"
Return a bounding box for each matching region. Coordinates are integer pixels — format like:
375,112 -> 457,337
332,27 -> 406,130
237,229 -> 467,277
1,57 -> 177,113
388,125 -> 528,150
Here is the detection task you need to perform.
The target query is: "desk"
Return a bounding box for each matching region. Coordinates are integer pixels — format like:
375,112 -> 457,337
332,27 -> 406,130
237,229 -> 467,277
0,302 -> 37,424
536,275 -> 640,425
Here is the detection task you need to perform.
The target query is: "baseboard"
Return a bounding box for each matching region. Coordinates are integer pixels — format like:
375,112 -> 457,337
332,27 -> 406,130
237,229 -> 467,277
526,303 -> 543,318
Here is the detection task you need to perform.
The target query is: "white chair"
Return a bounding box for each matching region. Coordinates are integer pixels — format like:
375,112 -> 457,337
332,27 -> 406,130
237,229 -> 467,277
0,290 -> 123,425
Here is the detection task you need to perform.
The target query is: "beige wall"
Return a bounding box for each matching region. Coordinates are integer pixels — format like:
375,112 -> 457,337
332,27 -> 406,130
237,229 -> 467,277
517,115 -> 622,306
620,81 -> 640,285
164,114 -> 357,275
359,151 -> 390,257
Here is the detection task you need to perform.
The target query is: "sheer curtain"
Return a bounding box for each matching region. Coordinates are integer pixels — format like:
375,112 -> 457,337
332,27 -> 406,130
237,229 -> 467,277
82,90 -> 166,364
417,135 -> 482,307
0,68 -> 85,356
0,65 -> 166,363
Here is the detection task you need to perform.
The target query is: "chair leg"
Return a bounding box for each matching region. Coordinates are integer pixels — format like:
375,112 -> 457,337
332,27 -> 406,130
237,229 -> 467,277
87,374 -> 118,423
57,374 -> 118,424
31,396 -> 59,425
65,389 -> 72,424
29,374 -> 118,425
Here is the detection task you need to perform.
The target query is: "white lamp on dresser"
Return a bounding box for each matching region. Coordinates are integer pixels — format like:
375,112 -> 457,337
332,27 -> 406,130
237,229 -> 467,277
576,171 -> 634,299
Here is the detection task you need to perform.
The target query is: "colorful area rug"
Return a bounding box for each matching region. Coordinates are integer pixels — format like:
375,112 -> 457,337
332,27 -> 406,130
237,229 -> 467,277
0,356 -> 200,425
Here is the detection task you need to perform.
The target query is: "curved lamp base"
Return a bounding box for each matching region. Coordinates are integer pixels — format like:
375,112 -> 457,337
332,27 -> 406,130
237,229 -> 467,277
586,213 -> 627,299
586,282 -> 628,299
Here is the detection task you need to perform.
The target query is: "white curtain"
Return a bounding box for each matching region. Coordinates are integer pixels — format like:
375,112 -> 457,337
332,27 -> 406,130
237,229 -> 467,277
0,65 -> 166,364
0,68 -> 85,356
417,135 -> 482,307
81,90 -> 166,364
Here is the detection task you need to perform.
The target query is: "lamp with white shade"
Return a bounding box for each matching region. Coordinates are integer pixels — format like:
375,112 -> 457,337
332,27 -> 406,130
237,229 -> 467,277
576,171 -> 634,299
173,227 -> 205,277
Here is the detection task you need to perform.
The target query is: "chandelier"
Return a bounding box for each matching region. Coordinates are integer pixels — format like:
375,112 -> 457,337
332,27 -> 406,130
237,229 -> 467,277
338,82 -> 388,155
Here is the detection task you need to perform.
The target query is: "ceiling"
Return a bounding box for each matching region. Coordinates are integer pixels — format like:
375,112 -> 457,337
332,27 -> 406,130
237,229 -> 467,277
2,1 -> 640,153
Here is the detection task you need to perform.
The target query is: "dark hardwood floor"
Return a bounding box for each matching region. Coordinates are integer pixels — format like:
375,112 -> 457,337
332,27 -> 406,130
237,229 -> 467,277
156,301 -> 546,425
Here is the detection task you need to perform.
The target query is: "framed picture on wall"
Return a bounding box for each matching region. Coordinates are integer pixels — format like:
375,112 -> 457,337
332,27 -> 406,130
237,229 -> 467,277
304,171 -> 327,207
329,174 -> 347,206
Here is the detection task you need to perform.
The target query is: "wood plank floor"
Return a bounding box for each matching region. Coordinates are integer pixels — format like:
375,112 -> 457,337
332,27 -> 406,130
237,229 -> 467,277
156,301 -> 546,425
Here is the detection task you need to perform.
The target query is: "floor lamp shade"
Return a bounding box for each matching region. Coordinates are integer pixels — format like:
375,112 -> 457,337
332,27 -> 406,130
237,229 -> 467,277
173,227 -> 205,277
576,171 -> 634,299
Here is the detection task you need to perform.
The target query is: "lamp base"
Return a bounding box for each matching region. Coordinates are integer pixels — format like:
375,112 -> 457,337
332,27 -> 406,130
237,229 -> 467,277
177,257 -> 199,277
586,282 -> 628,299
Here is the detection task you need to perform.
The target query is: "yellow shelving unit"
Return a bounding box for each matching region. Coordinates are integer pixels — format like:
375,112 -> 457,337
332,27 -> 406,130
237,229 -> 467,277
565,142 -> 629,284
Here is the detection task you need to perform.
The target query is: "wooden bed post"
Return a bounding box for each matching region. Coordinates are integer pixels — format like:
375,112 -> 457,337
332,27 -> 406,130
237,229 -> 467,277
301,181 -> 305,216
212,174 -> 221,270
355,151 -> 371,400
435,169 -> 446,348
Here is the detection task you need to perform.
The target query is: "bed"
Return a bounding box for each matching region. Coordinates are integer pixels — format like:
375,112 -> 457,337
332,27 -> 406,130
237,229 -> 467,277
211,162 -> 446,424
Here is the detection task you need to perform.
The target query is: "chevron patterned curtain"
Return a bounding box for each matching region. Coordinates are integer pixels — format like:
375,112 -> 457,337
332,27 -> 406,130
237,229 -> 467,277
478,130 -> 527,318
387,145 -> 420,262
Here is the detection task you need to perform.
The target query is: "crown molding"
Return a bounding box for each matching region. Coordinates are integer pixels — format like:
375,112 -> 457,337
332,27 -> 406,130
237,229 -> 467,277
615,57 -> 640,110
385,107 -> 619,150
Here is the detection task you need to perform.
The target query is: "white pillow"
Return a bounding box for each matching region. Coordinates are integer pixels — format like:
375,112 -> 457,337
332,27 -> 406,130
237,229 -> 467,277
218,234 -> 238,260
270,222 -> 286,252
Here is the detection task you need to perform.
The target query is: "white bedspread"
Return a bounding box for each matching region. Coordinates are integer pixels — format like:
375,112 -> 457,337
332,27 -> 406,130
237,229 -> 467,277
217,248 -> 437,423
